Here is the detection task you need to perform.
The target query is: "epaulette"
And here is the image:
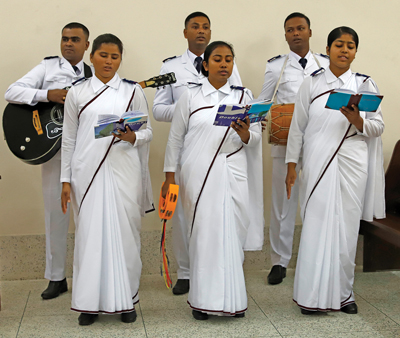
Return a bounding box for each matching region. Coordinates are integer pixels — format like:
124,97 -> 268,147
72,77 -> 88,86
122,78 -> 137,85
311,68 -> 325,77
316,53 -> 329,59
267,55 -> 282,63
356,73 -> 370,83
230,85 -> 246,91
187,82 -> 202,87
44,56 -> 59,60
163,56 -> 177,63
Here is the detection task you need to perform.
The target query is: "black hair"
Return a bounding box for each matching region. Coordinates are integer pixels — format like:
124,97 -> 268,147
201,41 -> 235,77
91,34 -> 123,56
284,12 -> 311,29
62,22 -> 89,40
184,12 -> 210,27
327,26 -> 359,49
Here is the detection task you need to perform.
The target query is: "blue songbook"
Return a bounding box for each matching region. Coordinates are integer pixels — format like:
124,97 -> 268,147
94,111 -> 147,139
325,89 -> 383,112
214,100 -> 273,127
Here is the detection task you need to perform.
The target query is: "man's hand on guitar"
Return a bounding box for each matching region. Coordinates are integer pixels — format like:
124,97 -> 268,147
48,89 -> 68,104
61,182 -> 71,214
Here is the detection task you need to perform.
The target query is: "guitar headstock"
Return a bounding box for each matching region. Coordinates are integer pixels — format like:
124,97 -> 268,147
142,73 -> 177,88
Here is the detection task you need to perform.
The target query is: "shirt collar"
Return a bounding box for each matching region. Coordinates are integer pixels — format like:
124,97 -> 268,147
60,57 -> 84,74
91,73 -> 120,92
289,50 -> 312,62
325,67 -> 353,84
187,49 -> 204,65
201,78 -> 231,97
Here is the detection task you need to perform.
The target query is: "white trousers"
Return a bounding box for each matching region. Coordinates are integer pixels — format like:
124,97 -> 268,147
269,156 -> 301,268
172,166 -> 190,280
41,150 -> 70,281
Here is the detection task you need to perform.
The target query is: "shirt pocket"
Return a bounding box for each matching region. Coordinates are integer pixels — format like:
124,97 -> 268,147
44,75 -> 68,89
278,75 -> 300,100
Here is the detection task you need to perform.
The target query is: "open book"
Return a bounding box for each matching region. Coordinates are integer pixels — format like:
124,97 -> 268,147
94,111 -> 147,139
213,100 -> 273,127
325,89 -> 383,112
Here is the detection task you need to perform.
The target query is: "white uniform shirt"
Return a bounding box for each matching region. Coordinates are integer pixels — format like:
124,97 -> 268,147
61,73 -> 152,183
164,79 -> 258,172
153,49 -> 242,122
286,67 -> 385,165
258,51 -> 330,157
5,56 -> 85,105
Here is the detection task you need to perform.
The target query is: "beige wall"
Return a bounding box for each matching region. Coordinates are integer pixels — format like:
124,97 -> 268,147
0,0 -> 398,236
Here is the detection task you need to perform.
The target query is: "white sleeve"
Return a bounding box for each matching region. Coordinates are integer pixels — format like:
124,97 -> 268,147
242,89 -> 262,147
60,86 -> 79,183
257,63 -> 276,101
285,77 -> 312,164
163,90 -> 191,172
131,85 -> 153,147
4,60 -> 49,106
152,63 -> 176,122
358,79 -> 385,138
229,62 -> 242,86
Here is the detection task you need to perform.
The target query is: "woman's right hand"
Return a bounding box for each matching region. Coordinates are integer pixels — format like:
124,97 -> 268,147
162,172 -> 176,198
61,182 -> 71,214
285,163 -> 297,200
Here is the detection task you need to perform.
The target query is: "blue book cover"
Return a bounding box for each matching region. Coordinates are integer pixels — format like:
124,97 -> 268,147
213,101 -> 273,126
94,111 -> 147,139
325,89 -> 383,112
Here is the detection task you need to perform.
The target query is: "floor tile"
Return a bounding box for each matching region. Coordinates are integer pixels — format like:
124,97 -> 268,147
0,280 -> 31,318
0,316 -> 21,338
17,310 -> 146,338
142,297 -> 280,338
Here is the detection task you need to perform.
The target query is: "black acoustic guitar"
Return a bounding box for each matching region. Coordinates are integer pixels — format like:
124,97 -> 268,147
2,72 -> 177,165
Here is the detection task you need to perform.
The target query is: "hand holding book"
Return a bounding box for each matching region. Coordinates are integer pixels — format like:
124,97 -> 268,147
325,89 -> 383,112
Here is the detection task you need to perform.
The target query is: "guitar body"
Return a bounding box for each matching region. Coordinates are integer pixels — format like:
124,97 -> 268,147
3,102 -> 64,165
2,72 -> 176,165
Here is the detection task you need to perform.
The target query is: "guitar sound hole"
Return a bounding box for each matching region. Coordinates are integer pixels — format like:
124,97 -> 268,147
50,104 -> 64,125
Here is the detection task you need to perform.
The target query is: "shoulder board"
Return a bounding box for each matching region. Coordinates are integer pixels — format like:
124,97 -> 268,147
311,68 -> 325,77
72,77 -> 88,86
163,56 -> 177,63
316,53 -> 329,59
122,78 -> 137,85
230,85 -> 246,91
356,73 -> 370,79
267,55 -> 282,63
187,82 -> 202,87
44,56 -> 59,60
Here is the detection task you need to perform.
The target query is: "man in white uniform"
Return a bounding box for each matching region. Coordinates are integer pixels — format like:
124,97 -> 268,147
153,12 -> 242,295
258,13 -> 329,285
5,22 -> 91,299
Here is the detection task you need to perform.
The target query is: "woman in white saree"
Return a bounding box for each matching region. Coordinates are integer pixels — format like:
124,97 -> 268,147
61,34 -> 153,325
163,41 -> 263,320
286,27 -> 385,315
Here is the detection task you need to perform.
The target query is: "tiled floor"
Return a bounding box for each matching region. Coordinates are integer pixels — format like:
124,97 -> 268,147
0,270 -> 399,338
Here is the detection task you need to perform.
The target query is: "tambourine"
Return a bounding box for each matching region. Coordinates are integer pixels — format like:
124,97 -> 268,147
158,183 -> 179,289
159,183 -> 179,220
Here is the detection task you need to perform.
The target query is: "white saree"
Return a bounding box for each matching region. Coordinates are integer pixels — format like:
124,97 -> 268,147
164,79 -> 263,315
61,74 -> 153,314
286,68 -> 385,311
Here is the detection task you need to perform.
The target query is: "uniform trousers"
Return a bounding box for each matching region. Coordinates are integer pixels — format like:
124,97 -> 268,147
42,150 -> 70,281
270,156 -> 301,268
171,165 -> 190,280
